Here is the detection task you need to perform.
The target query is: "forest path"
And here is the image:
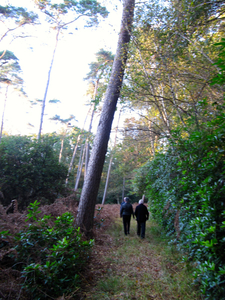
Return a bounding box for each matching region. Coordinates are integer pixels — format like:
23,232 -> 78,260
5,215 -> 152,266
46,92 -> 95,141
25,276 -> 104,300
78,211 -> 201,300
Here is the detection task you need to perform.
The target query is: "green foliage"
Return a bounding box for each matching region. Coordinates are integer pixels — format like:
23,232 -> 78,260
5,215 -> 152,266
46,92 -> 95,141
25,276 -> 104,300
132,110 -> 225,298
172,0 -> 225,32
174,113 -> 225,299
94,206 -> 105,227
0,230 -> 10,239
133,149 -> 181,233
85,48 -> 114,81
35,0 -> 108,28
131,34 -> 225,299
0,5 -> 38,24
26,200 -> 41,221
15,201 -> 93,299
211,38 -> 225,86
0,50 -> 22,85
0,135 -> 68,207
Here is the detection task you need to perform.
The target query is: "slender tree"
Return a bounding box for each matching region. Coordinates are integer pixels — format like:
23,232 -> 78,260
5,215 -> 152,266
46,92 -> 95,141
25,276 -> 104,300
102,109 -> 121,205
84,49 -> 114,174
0,85 -> 9,142
65,108 -> 91,186
36,0 -> 108,140
76,0 -> 135,237
0,50 -> 23,142
50,114 -> 75,162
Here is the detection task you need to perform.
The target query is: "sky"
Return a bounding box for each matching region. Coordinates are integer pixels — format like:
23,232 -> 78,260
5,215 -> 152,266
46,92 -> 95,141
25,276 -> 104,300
0,0 -> 124,137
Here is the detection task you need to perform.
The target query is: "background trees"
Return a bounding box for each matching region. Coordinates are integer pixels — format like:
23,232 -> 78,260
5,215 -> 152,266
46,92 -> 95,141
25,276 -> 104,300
0,50 -> 24,142
35,0 -> 109,140
122,0 -> 224,143
129,2 -> 225,297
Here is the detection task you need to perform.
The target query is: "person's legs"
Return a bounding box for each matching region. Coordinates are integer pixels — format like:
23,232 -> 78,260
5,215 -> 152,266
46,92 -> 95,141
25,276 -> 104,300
141,222 -> 146,238
127,215 -> 131,234
137,221 -> 141,236
123,215 -> 129,235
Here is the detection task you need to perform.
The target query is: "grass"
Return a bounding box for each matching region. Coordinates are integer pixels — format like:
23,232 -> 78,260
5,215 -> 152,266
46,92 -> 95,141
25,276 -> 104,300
81,217 -> 203,300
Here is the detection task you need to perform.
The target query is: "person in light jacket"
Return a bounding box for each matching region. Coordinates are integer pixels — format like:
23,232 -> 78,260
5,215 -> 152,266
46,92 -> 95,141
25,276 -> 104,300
120,197 -> 134,235
135,199 -> 149,238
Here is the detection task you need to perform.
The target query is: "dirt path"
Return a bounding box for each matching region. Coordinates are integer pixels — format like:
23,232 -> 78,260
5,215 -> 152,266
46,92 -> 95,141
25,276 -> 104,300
77,204 -> 201,300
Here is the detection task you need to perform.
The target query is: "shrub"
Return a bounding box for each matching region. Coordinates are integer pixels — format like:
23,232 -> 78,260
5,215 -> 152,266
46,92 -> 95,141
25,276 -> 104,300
14,201 -> 93,299
132,114 -> 225,299
0,135 -> 67,208
131,39 -> 225,299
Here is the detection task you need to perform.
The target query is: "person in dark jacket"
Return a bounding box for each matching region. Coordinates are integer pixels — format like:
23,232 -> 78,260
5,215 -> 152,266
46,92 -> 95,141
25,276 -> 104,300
135,199 -> 149,238
120,197 -> 134,235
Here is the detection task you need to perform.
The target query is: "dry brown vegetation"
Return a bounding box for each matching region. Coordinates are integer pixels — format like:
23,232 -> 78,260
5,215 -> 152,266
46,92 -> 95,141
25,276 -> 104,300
0,197 -> 75,299
0,199 -> 200,299
0,196 -> 121,300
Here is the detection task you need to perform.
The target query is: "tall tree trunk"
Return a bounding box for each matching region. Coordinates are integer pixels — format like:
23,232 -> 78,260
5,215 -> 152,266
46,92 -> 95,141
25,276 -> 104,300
59,138 -> 64,163
85,79 -> 99,175
0,85 -> 9,143
59,123 -> 69,163
102,110 -> 121,205
65,108 -> 91,186
148,119 -> 155,157
101,156 -> 113,205
65,135 -> 80,185
74,143 -> 85,191
122,176 -> 125,201
76,0 -> 135,237
85,103 -> 95,176
38,28 -> 60,141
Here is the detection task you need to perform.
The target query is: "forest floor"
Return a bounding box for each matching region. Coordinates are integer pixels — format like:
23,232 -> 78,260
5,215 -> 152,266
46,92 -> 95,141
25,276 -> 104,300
77,204 -> 202,300
0,202 -> 202,300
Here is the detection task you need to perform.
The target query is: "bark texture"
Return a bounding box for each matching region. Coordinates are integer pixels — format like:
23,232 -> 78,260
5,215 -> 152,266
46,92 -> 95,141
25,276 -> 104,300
76,0 -> 135,237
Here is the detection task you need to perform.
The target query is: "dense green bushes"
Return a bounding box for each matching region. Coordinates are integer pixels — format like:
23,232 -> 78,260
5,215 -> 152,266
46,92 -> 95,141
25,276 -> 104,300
132,111 -> 225,299
0,135 -> 67,208
175,113 -> 225,299
132,39 -> 225,299
13,201 -> 93,299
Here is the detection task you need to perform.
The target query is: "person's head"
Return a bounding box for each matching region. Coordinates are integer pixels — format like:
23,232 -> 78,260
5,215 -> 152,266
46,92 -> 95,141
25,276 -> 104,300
139,199 -> 143,204
124,197 -> 130,203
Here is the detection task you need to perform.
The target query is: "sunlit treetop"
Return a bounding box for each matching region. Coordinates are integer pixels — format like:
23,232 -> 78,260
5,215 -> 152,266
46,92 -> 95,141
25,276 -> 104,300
0,50 -> 22,85
85,48 -> 114,80
0,5 -> 38,25
34,0 -> 109,28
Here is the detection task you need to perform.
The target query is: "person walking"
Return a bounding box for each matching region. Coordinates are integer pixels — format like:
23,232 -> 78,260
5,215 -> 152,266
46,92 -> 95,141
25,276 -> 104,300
120,197 -> 134,235
135,199 -> 149,239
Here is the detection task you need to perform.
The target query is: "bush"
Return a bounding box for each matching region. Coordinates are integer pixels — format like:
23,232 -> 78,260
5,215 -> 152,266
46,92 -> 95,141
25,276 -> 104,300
14,201 -> 93,299
132,39 -> 225,299
0,135 -> 67,208
132,113 -> 225,299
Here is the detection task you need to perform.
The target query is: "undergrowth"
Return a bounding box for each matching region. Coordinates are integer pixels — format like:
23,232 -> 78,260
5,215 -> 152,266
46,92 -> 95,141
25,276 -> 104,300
13,201 -> 93,299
